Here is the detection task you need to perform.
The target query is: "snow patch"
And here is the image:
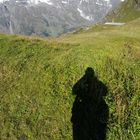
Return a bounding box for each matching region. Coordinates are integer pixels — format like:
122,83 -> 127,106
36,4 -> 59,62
0,0 -> 54,5
105,22 -> 125,26
0,0 -> 9,3
77,8 -> 93,21
62,0 -> 68,4
96,1 -> 103,6
29,0 -> 54,5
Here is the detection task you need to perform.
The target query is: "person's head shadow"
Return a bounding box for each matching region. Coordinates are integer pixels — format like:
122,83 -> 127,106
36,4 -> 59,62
71,67 -> 109,140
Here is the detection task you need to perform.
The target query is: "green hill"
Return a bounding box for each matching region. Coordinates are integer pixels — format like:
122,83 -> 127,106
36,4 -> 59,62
106,0 -> 140,22
0,6 -> 140,140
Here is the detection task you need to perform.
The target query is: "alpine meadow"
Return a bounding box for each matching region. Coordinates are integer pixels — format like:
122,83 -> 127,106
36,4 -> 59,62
0,0 -> 140,140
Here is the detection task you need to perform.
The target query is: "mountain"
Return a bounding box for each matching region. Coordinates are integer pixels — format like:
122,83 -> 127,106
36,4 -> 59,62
0,0 -> 122,36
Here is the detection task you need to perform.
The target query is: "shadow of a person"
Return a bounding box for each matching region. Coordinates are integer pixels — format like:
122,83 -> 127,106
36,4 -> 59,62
71,67 -> 109,140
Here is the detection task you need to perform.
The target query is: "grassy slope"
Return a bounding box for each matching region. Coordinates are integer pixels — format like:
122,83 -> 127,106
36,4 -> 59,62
106,0 -> 140,22
0,17 -> 140,140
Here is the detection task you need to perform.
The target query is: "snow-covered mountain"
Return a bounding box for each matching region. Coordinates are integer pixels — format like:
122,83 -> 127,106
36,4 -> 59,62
0,0 -> 122,36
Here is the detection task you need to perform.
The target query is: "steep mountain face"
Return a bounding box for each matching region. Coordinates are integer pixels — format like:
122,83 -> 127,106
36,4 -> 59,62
0,0 -> 122,36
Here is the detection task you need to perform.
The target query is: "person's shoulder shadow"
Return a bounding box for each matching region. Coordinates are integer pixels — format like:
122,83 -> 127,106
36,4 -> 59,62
71,67 -> 109,140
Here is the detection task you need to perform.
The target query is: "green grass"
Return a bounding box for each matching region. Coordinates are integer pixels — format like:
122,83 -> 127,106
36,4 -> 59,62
0,17 -> 140,140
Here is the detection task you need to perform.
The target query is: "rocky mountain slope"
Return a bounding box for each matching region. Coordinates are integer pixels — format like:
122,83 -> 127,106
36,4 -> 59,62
0,0 -> 122,36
